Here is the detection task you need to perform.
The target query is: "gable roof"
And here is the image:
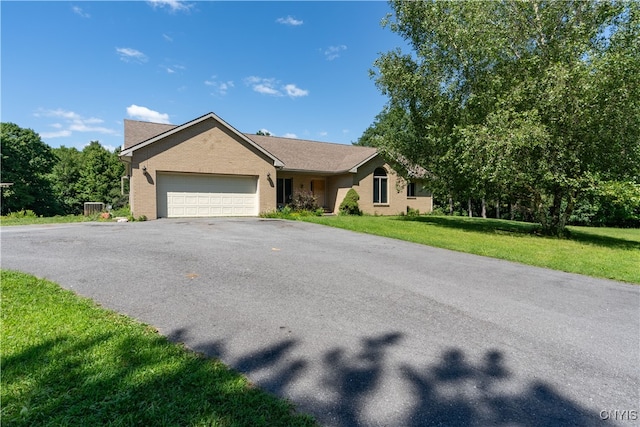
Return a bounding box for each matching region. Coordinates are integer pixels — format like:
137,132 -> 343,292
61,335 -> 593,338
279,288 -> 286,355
124,119 -> 177,149
120,112 -> 379,173
120,112 -> 284,167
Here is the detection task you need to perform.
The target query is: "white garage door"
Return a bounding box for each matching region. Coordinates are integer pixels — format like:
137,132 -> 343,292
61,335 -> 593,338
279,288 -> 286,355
157,173 -> 258,218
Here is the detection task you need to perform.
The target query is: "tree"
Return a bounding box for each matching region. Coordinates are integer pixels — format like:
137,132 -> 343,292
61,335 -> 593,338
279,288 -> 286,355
76,141 -> 125,207
1,123 -> 57,215
372,1 -> 640,235
49,146 -> 83,214
256,130 -> 272,136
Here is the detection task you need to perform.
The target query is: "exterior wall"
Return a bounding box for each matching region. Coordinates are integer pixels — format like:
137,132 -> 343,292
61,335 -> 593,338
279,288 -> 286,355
406,180 -> 433,214
327,174 -> 355,214
129,117 -> 276,219
276,173 -> 331,210
332,158 -> 433,215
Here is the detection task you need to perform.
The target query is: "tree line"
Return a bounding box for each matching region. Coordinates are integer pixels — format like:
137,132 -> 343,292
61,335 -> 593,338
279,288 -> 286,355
1,122 -> 125,216
358,0 -> 639,234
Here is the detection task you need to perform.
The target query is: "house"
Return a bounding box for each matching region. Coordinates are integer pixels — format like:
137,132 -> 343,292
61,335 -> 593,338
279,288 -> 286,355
119,112 -> 432,219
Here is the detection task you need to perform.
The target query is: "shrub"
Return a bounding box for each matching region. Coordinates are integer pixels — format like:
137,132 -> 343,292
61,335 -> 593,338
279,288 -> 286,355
407,207 -> 420,217
288,191 -> 319,212
570,180 -> 640,227
7,209 -> 38,219
259,206 -> 322,219
110,205 -> 132,218
339,189 -> 361,215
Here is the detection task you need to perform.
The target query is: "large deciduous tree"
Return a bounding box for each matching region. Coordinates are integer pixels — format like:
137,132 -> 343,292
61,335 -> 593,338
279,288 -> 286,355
1,123 -> 57,216
77,141 -> 125,207
371,0 -> 639,235
49,146 -> 83,214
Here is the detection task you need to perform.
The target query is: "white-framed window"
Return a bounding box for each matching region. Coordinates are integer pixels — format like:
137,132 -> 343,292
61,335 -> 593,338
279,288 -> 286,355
373,168 -> 388,204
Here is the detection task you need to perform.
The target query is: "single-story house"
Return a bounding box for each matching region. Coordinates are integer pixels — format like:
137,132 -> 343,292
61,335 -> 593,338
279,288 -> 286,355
119,112 -> 432,219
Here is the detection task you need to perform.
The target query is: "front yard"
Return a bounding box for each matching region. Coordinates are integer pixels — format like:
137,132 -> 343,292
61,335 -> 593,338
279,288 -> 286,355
300,215 -> 640,284
1,270 -> 316,426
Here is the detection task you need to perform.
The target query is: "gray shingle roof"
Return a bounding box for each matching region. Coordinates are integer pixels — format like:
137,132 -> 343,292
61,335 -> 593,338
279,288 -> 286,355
124,119 -> 177,149
247,134 -> 377,173
123,117 -> 379,173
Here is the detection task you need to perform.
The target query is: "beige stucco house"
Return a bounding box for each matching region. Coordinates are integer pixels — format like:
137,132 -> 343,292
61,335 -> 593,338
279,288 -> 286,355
119,112 -> 432,219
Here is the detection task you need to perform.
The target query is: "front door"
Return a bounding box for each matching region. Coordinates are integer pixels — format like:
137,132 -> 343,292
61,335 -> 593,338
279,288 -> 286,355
311,179 -> 326,208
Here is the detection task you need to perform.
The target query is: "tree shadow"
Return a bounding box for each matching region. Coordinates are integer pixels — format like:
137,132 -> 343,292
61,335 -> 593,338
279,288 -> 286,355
208,331 -> 605,427
3,328 -> 611,427
397,216 -> 640,250
397,215 -> 541,235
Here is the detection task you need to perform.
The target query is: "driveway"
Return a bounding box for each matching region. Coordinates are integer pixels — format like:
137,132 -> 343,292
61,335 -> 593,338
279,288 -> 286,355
2,218 -> 638,426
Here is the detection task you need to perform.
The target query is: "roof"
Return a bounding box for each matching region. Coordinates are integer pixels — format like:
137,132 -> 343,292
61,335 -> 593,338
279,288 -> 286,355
247,134 -> 378,174
124,119 -> 177,149
121,113 -> 379,174
120,113 -> 284,168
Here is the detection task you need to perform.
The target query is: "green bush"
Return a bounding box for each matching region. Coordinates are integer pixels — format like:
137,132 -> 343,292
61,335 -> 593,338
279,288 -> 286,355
288,191 -> 319,212
259,206 -> 322,219
7,209 -> 38,219
110,205 -> 131,217
570,181 -> 640,227
407,207 -> 420,217
339,189 -> 362,215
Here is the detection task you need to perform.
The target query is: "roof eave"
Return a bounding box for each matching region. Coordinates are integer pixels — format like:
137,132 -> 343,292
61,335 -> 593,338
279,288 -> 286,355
348,151 -> 379,173
279,167 -> 355,175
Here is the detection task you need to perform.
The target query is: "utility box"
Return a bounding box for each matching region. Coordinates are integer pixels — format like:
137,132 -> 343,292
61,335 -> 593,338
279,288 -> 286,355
84,202 -> 105,216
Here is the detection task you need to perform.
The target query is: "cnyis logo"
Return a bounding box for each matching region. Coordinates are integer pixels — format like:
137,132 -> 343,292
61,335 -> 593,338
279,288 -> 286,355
599,410 -> 638,421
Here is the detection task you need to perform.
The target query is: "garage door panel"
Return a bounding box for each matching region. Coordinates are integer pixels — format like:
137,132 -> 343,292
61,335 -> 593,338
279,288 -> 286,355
157,173 -> 258,218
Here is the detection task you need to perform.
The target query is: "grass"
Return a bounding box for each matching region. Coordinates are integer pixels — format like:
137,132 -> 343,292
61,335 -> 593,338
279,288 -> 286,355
1,270 -> 316,426
0,214 -> 91,226
0,207 -> 139,226
299,215 -> 640,284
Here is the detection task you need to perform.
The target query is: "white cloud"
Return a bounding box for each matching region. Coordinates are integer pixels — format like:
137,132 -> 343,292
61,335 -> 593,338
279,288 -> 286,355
205,76 -> 234,96
72,6 -> 90,18
147,0 -> 192,13
276,16 -> 303,26
116,47 -> 148,63
163,33 -> 173,42
325,45 -> 347,61
284,84 -> 309,98
126,105 -> 171,124
258,128 -> 273,135
41,129 -> 72,138
282,133 -> 298,139
163,64 -> 185,74
245,76 -> 280,96
254,84 -> 280,96
319,131 -> 328,137
244,76 -> 308,98
35,109 -> 117,138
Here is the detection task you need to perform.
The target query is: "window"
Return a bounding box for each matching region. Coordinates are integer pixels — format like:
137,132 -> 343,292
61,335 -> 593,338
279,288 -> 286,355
407,182 -> 416,197
277,178 -> 292,206
373,168 -> 388,204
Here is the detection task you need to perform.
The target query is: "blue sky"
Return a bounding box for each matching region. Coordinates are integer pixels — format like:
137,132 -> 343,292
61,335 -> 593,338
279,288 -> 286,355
2,1 -> 406,151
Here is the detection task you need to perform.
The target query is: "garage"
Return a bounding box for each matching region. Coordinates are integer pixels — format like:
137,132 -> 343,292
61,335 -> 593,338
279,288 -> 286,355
157,173 -> 258,218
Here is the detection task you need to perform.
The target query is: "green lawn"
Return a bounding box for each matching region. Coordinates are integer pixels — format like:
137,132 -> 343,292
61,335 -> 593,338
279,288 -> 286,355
1,270 -> 316,427
300,215 -> 640,284
0,214 -> 90,226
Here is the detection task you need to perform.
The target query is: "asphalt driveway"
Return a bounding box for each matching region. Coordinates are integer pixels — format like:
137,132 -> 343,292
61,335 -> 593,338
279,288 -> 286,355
2,218 -> 638,426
